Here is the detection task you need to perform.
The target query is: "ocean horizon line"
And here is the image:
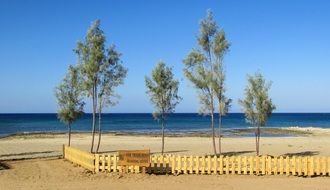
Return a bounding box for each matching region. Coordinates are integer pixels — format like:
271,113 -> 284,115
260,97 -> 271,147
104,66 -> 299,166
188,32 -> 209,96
1,112 -> 330,114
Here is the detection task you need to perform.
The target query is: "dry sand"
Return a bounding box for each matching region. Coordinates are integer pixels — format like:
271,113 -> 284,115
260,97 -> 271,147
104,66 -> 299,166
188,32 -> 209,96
1,134 -> 330,189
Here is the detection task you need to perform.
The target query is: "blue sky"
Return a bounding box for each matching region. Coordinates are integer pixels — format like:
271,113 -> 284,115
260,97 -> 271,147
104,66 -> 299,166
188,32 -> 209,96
0,0 -> 329,113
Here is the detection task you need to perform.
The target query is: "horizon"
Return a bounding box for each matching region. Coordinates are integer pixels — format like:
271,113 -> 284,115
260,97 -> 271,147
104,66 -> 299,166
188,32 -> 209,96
1,112 -> 330,114
1,0 -> 330,113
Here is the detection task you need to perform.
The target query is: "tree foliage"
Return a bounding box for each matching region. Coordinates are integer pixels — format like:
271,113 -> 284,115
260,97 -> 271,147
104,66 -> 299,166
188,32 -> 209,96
183,9 -> 231,155
55,65 -> 84,146
239,72 -> 276,155
145,61 -> 181,154
75,20 -> 127,153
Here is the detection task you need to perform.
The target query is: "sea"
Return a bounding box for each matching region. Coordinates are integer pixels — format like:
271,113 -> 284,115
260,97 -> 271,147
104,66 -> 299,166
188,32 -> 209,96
0,113 -> 330,138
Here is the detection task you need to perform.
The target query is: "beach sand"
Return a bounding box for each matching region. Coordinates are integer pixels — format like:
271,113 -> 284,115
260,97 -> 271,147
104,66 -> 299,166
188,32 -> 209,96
1,133 -> 330,189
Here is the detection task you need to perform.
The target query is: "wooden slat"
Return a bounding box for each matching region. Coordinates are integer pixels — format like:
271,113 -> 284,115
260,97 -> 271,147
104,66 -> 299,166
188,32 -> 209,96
321,157 -> 326,176
212,156 -> 217,174
201,156 -> 206,174
249,157 -> 254,175
189,156 -> 193,174
231,156 -> 235,175
195,156 -> 199,174
171,156 -> 176,174
274,157 -> 278,175
225,157 -> 229,174
261,156 -> 266,175
183,156 -> 188,174
297,157 -> 302,176
207,156 -> 212,174
95,154 -> 100,173
237,156 -> 241,174
285,156 -> 290,176
243,156 -> 247,175
219,156 -> 224,174
316,157 -> 320,175
279,156 -> 284,175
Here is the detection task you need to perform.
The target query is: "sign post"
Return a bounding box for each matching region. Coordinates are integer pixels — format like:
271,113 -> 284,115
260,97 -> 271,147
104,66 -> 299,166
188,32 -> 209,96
118,149 -> 151,173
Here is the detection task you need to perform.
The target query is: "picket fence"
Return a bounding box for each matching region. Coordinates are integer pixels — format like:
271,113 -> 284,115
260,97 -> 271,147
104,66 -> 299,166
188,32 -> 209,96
63,145 -> 330,176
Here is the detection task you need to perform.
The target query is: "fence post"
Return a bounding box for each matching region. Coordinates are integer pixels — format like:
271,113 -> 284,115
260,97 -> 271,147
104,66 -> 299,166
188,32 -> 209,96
279,156 -> 284,175
267,156 -> 272,175
322,157 -> 326,176
95,154 -> 99,173
309,157 -> 314,176
225,157 -> 229,174
183,156 -> 188,174
62,144 -> 65,159
303,157 -> 308,176
101,155 -> 105,172
231,156 -> 235,175
274,157 -> 278,175
249,157 -> 254,175
201,156 -> 206,174
212,156 -> 217,174
113,155 -> 117,173
219,156 -> 224,174
207,156 -> 212,174
177,156 -> 182,174
261,156 -> 266,175
285,156 -> 290,176
316,157 -> 320,175
171,156 -> 176,175
189,156 -> 193,174
243,156 -> 247,175
327,157 -> 330,176
297,157 -> 302,176
237,156 -> 241,175
195,156 -> 199,174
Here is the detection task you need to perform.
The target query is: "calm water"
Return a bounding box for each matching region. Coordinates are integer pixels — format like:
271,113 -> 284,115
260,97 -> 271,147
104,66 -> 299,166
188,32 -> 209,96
0,113 -> 330,137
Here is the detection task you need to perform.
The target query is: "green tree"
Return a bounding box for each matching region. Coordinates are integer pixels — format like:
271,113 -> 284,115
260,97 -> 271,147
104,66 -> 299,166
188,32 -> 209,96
239,72 -> 276,155
55,65 -> 84,146
95,45 -> 127,153
145,61 -> 181,155
212,29 -> 231,155
75,20 -> 127,153
183,10 -> 229,155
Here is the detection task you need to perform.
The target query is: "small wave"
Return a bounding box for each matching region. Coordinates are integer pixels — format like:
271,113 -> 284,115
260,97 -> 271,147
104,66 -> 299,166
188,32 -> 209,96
282,126 -> 330,134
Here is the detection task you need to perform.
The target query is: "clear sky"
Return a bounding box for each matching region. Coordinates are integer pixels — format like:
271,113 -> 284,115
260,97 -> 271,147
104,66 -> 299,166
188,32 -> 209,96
0,0 -> 329,113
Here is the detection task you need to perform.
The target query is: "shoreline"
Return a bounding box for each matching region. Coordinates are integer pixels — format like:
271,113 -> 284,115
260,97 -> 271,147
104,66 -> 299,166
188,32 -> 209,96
2,126 -> 330,140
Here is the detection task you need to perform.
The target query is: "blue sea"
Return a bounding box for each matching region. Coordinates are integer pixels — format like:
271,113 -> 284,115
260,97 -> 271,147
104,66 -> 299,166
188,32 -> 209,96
0,113 -> 330,137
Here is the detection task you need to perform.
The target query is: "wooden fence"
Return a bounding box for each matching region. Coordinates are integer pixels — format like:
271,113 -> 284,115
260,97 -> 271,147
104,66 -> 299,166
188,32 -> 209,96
63,145 -> 95,171
63,146 -> 330,176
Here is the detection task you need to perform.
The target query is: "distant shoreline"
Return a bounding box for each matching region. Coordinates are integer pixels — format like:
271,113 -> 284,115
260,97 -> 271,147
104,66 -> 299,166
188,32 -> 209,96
2,126 -> 329,140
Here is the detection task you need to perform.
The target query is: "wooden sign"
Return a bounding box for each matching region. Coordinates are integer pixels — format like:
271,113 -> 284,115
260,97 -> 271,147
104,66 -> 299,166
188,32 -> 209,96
118,149 -> 150,167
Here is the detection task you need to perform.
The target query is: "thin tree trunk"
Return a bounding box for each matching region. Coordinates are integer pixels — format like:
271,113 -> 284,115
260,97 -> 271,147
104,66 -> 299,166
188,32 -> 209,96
255,125 -> 260,156
161,112 -> 165,155
96,103 -> 102,153
91,83 -> 97,153
257,126 -> 260,156
211,109 -> 217,156
255,126 -> 258,155
218,114 -> 222,155
68,124 -> 71,147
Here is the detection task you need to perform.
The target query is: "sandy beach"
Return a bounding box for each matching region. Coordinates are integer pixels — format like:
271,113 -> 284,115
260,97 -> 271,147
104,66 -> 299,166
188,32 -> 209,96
1,133 -> 330,189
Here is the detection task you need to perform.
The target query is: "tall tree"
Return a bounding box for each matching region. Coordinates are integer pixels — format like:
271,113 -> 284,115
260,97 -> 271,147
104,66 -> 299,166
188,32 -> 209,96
75,20 -> 127,153
55,65 -> 84,146
145,61 -> 181,155
212,28 -> 231,155
239,72 -> 276,155
95,45 -> 127,153
183,10 -> 228,155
